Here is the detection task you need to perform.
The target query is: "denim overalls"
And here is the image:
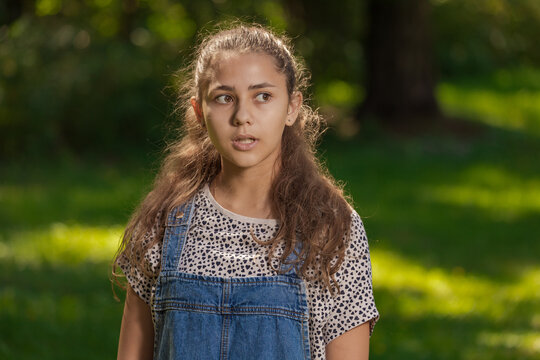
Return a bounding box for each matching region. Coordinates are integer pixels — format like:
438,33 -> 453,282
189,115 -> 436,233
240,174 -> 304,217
152,199 -> 311,360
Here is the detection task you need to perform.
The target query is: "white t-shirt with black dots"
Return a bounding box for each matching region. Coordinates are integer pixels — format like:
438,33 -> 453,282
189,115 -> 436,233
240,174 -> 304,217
119,184 -> 379,360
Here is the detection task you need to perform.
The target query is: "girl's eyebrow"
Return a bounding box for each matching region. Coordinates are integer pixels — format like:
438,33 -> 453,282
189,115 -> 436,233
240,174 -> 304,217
248,82 -> 276,90
209,85 -> 234,93
209,82 -> 276,93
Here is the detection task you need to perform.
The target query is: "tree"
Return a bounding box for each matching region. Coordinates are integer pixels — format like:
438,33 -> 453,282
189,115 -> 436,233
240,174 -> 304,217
359,0 -> 442,129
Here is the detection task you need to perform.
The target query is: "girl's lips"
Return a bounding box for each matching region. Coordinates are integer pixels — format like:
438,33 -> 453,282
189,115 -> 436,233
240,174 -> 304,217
232,135 -> 258,151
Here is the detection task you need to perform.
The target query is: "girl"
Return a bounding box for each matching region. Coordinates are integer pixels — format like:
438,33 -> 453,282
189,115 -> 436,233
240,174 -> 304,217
114,23 -> 379,360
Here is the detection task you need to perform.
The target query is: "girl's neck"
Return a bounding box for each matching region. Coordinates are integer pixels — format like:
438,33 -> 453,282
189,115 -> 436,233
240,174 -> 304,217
210,168 -> 275,219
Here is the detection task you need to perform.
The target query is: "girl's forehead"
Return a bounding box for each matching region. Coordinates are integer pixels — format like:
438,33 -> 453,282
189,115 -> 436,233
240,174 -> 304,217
206,52 -> 286,88
213,50 -> 275,66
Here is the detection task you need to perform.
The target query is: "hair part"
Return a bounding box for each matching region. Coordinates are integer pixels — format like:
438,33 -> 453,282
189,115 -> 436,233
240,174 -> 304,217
112,22 -> 353,297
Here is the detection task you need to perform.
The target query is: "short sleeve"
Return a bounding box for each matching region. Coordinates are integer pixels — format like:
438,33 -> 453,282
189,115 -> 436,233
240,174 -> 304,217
117,213 -> 163,305
323,210 -> 379,344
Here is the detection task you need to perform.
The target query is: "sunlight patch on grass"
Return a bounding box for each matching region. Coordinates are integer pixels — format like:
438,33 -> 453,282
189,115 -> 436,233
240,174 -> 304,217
421,164 -> 540,218
371,249 -> 540,321
478,331 -> 540,354
0,223 -> 123,266
438,82 -> 540,136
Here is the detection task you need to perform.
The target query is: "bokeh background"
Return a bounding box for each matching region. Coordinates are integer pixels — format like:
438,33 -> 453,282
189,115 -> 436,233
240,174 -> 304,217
1,0 -> 539,358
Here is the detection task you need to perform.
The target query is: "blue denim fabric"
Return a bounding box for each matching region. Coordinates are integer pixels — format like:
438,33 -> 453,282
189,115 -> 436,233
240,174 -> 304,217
152,199 -> 311,360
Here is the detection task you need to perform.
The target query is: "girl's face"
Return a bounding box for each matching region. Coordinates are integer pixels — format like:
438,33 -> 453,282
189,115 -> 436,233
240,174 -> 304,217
197,52 -> 301,174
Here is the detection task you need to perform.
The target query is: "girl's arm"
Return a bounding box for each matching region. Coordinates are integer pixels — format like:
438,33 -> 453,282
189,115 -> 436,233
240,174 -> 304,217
117,285 -> 154,360
326,321 -> 370,360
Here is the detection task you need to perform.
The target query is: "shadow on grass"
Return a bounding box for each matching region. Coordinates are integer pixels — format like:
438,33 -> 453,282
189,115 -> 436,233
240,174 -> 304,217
323,125 -> 540,281
0,158 -> 156,230
0,261 -> 124,360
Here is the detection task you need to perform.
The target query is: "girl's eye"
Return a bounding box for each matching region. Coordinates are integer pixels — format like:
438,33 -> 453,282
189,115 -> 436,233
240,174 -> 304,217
255,93 -> 271,102
215,94 -> 233,104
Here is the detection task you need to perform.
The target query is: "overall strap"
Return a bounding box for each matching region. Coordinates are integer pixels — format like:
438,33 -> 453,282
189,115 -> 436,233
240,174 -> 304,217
161,196 -> 196,271
279,240 -> 304,276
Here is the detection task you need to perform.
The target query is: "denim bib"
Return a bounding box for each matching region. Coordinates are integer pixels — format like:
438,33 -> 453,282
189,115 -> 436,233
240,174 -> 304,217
152,199 -> 311,360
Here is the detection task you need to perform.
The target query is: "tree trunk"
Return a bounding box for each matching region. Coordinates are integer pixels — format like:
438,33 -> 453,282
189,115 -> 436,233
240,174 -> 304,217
359,0 -> 441,127
119,0 -> 138,41
1,0 -> 23,25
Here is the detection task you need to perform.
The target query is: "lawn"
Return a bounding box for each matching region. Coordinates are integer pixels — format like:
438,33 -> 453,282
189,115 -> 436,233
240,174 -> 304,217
1,69 -> 539,359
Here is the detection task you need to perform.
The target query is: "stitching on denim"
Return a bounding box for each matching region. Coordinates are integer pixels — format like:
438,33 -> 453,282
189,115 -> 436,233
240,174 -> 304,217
163,210 -> 185,270
173,203 -> 188,266
151,277 -> 159,357
154,302 -> 308,322
222,311 -> 230,360
299,279 -> 311,360
172,199 -> 196,271
158,275 -> 303,287
152,317 -> 159,359
154,301 -> 307,316
152,314 -> 164,359
301,318 -> 306,360
220,280 -> 230,360
161,226 -> 172,271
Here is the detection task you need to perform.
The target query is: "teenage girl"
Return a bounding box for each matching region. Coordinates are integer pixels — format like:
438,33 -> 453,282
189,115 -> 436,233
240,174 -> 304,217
114,23 -> 379,360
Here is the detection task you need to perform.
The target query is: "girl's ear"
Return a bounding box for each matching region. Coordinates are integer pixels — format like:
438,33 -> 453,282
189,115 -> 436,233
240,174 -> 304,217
190,97 -> 204,125
286,91 -> 303,126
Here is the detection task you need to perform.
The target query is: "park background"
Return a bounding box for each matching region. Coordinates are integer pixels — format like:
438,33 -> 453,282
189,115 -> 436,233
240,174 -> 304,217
1,0 -> 539,358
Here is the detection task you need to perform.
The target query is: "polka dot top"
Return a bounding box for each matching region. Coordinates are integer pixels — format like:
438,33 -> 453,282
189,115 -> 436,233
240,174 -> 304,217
118,184 -> 379,359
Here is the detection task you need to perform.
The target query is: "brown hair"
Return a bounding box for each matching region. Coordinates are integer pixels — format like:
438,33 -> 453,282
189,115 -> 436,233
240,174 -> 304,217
113,23 -> 352,296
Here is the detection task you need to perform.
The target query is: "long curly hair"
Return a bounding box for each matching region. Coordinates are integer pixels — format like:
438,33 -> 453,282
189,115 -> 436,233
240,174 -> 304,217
113,23 -> 352,296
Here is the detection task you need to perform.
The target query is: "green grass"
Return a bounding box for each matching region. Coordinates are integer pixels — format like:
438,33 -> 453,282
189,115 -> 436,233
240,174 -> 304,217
1,68 -> 540,359
0,160 -> 152,359
324,133 -> 540,358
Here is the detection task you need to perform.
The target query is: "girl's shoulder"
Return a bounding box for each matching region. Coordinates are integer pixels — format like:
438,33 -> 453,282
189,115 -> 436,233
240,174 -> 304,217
306,208 -> 379,343
345,209 -> 370,256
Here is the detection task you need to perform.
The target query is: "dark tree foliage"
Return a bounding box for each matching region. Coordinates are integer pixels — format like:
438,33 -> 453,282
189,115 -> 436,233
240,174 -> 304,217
1,0 -> 540,159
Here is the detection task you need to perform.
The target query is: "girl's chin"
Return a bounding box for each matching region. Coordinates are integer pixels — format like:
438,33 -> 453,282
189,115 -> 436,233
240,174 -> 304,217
220,155 -> 274,171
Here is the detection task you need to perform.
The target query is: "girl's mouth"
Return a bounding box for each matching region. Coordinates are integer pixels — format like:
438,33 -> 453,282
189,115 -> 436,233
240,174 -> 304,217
232,135 -> 258,151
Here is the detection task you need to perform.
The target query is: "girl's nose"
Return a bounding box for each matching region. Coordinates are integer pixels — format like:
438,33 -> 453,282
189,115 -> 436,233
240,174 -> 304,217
233,99 -> 252,126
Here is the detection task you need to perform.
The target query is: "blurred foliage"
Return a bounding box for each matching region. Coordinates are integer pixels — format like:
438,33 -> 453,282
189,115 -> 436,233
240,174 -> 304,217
0,0 -> 293,159
1,0 -> 540,159
432,0 -> 540,76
